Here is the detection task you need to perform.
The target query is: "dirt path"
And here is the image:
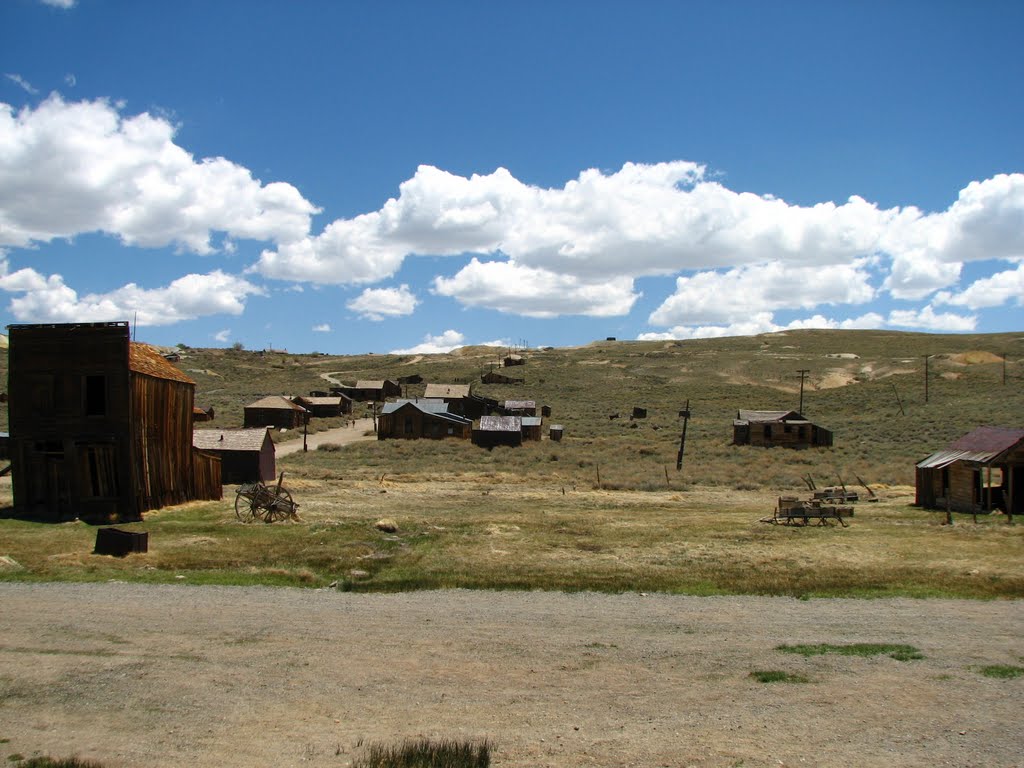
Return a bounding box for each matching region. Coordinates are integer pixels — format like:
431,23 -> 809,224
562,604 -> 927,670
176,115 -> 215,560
0,584 -> 1020,767
276,418 -> 376,456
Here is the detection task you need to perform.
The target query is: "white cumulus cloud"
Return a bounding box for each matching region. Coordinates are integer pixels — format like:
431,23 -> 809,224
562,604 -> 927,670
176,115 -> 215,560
0,95 -> 319,253
0,266 -> 264,326
933,262 -> 1024,309
887,305 -> 976,332
346,284 -> 418,321
637,311 -> 885,341
390,329 -> 466,355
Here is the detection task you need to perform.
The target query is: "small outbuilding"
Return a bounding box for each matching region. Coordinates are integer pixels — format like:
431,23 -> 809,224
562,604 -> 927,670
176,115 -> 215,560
377,399 -> 472,440
503,354 -> 525,367
915,426 -> 1024,517
193,428 -> 276,485
732,410 -> 833,448
521,416 -> 543,441
292,394 -> 352,418
481,370 -> 523,385
244,396 -> 309,429
503,399 -> 537,417
473,415 -> 523,448
334,379 -> 402,402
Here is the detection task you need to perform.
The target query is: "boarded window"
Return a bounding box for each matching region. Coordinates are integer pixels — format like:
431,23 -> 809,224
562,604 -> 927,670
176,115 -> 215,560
85,375 -> 107,416
28,374 -> 54,416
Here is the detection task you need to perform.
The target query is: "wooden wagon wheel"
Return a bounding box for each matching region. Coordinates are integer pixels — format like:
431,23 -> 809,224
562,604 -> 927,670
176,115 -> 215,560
234,488 -> 257,522
262,487 -> 295,523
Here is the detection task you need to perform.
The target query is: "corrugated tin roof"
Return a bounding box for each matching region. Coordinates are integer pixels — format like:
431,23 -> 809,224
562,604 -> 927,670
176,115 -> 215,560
503,400 -> 535,410
129,342 -> 194,384
246,395 -> 308,411
736,410 -> 802,423
949,426 -> 1024,453
381,399 -> 471,424
521,416 -> 543,427
294,396 -> 346,406
193,428 -> 271,452
916,449 -> 1003,470
424,383 -> 471,399
478,415 -> 522,432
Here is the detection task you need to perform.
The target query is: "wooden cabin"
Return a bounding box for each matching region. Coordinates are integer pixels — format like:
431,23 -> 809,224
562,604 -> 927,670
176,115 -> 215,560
481,370 -> 523,385
244,396 -> 309,429
193,428 -> 276,485
334,379 -> 401,402
503,354 -> 525,367
6,322 -> 221,522
521,416 -> 543,441
503,399 -> 537,417
423,383 -> 472,415
473,415 -> 523,448
549,424 -> 564,442
292,394 -> 352,418
377,399 -> 472,440
732,410 -> 833,448
916,427 -> 1024,517
193,405 -> 215,422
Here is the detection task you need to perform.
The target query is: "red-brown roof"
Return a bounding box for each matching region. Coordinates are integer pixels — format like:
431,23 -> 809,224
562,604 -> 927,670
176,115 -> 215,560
129,343 -> 194,384
949,426 -> 1024,453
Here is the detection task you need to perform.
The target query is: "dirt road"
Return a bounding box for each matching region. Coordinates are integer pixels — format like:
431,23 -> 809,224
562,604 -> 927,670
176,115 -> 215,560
0,584 -> 1020,767
275,418 -> 376,456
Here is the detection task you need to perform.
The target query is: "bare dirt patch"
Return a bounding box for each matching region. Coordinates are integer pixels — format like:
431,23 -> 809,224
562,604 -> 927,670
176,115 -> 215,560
0,584 -> 1020,768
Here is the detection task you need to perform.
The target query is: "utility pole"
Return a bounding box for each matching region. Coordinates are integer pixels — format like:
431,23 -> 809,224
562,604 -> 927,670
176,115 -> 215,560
924,355 -> 930,404
796,369 -> 810,414
676,400 -> 691,472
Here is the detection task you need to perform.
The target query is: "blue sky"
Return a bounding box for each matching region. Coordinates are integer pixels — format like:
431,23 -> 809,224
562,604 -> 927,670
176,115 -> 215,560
1,0 -> 1022,354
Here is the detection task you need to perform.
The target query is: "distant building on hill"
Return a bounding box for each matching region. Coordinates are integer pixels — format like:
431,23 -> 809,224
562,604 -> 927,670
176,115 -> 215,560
244,396 -> 308,429
193,428 -> 276,485
732,410 -> 833,449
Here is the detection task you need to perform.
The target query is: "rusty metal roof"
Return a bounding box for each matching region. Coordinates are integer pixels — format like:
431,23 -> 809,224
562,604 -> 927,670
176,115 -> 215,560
917,427 -> 1024,469
736,410 -> 803,424
129,342 -> 194,384
478,415 -> 522,432
949,426 -> 1024,453
424,383 -> 471,399
193,428 -> 272,452
503,400 -> 535,410
246,395 -> 308,411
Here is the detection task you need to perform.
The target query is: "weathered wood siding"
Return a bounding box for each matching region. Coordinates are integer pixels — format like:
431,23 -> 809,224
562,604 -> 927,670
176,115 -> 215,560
130,372 -> 198,511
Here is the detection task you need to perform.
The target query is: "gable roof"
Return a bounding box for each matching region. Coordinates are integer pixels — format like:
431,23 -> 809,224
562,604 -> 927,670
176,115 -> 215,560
917,426 -> 1024,469
478,415 -> 522,432
424,383 -> 471,399
129,342 -> 194,385
381,399 -> 471,424
293,395 -> 347,406
193,428 -> 272,452
736,410 -> 804,424
245,395 -> 308,411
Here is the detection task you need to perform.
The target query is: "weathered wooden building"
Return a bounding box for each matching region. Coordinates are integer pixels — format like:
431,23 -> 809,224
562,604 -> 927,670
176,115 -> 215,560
243,396 -> 309,429
521,416 -> 543,441
732,410 -> 833,448
7,322 -> 221,522
192,405 -> 215,422
473,415 -> 523,448
916,426 -> 1024,517
481,370 -> 523,385
377,399 -> 472,440
193,428 -> 276,485
503,399 -> 537,417
503,354 -> 525,367
292,394 -> 352,418
334,379 -> 401,402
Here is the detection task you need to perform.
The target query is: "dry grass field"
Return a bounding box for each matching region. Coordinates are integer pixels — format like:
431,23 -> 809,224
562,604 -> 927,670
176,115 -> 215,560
1,329 -> 1022,598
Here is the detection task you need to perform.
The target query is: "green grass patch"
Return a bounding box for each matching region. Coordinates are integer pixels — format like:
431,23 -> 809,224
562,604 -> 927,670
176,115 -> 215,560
977,664 -> 1024,679
352,738 -> 490,768
13,759 -> 105,768
750,669 -> 809,683
776,642 -> 924,661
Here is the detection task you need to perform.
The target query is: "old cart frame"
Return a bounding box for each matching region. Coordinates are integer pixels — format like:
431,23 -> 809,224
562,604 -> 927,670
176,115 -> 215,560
234,472 -> 298,522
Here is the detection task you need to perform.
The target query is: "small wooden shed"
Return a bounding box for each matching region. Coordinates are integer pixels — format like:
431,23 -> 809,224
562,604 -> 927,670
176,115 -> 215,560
916,426 -> 1024,517
503,399 -> 537,417
732,410 -> 833,448
193,428 -> 276,485
244,396 -> 309,429
521,416 -> 543,441
292,394 -> 352,418
473,415 -> 523,448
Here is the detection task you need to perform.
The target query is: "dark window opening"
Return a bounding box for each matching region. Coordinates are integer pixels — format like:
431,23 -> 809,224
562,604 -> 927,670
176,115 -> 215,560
85,375 -> 106,416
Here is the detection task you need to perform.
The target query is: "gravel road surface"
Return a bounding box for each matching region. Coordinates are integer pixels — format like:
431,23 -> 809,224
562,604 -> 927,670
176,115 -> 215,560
0,583 -> 1020,767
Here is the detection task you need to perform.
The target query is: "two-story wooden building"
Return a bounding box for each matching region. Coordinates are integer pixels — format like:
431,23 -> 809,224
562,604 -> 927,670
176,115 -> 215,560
6,322 -> 221,522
